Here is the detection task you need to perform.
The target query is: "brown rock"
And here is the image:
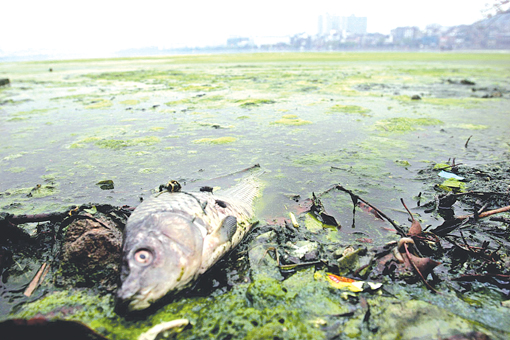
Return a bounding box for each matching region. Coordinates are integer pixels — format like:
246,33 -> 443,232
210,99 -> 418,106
60,214 -> 122,288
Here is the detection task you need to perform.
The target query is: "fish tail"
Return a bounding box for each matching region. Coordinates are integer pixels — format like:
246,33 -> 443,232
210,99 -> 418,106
222,169 -> 264,208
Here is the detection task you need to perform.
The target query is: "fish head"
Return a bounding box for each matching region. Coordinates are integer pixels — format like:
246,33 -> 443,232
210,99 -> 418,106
116,212 -> 204,312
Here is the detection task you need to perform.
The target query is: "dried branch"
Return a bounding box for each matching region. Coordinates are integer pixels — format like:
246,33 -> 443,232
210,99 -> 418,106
324,185 -> 406,236
24,262 -> 49,297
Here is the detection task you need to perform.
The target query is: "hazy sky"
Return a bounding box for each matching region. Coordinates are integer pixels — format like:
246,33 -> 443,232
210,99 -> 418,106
1,0 -> 495,55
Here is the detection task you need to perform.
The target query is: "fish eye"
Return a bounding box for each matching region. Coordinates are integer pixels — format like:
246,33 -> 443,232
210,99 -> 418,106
134,249 -> 153,265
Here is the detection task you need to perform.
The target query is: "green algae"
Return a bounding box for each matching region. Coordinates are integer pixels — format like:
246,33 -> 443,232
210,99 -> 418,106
1,184 -> 58,199
192,136 -> 237,144
394,159 -> 411,167
7,167 -> 26,173
10,270 -> 340,339
421,97 -> 487,107
2,152 -> 26,161
456,123 -> 489,130
236,98 -> 276,107
375,117 -> 444,133
73,136 -> 162,149
13,108 -> 52,116
327,104 -> 371,115
371,299 -> 482,339
271,115 -> 312,126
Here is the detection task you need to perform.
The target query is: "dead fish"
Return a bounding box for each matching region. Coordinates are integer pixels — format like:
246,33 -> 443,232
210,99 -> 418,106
116,173 -> 262,312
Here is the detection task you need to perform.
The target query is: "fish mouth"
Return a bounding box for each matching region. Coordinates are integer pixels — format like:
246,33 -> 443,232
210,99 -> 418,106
116,283 -> 156,314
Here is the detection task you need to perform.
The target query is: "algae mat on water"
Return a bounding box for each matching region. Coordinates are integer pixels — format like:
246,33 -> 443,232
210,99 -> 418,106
1,52 -> 510,339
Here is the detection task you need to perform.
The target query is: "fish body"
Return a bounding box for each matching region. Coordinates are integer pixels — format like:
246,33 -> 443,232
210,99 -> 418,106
116,174 -> 261,312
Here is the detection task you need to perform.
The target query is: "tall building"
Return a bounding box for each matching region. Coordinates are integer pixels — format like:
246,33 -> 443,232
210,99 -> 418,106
346,15 -> 367,34
318,14 -> 367,35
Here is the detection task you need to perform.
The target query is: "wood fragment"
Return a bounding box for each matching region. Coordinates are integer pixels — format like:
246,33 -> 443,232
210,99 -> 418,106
138,319 -> 189,340
24,262 -> 47,297
465,135 -> 473,148
455,205 -> 510,220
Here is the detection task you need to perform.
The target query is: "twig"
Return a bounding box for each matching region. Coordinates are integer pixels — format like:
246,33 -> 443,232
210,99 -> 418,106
24,262 -> 48,297
2,211 -> 66,225
464,135 -> 473,148
433,205 -> 510,236
325,185 -> 406,236
455,205 -> 510,220
459,230 -> 474,252
138,319 -> 189,340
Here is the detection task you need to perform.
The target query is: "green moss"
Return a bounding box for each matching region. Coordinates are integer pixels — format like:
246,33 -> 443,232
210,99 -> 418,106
192,136 -> 237,144
375,117 -> 443,133
327,104 -> 371,115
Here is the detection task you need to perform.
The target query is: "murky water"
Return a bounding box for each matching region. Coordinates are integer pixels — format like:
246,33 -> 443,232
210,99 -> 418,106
1,52 -> 509,339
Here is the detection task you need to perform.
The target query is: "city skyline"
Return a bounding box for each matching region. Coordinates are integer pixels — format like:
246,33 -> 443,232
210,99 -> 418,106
1,0 -> 501,59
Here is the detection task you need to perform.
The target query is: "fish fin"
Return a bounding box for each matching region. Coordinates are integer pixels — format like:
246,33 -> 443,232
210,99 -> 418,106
218,215 -> 238,244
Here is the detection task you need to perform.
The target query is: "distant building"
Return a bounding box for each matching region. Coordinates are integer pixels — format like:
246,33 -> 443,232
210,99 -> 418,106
318,14 -> 367,35
345,15 -> 367,34
227,37 -> 253,48
391,26 -> 422,46
252,36 -> 291,48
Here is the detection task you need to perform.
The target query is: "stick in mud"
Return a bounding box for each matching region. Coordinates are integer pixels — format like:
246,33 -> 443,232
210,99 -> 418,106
464,135 -> 473,148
